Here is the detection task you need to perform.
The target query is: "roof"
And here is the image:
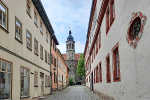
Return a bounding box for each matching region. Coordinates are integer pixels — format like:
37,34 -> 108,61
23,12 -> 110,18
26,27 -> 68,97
67,30 -> 74,41
32,0 -> 59,45
62,53 -> 82,62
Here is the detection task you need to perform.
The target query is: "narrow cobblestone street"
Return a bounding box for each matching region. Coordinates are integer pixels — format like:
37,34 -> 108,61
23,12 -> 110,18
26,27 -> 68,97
44,86 -> 102,100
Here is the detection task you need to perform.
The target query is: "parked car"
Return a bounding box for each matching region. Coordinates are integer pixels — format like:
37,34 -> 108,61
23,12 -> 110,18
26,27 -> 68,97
76,82 -> 81,85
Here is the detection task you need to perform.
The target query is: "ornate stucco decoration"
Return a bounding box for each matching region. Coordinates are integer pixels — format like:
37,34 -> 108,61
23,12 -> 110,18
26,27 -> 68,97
126,12 -> 146,48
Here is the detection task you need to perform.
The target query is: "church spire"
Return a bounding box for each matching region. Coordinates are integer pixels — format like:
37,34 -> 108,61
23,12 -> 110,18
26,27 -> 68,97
67,25 -> 74,41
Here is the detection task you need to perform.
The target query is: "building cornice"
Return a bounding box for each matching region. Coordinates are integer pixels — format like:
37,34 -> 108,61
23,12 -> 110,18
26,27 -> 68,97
0,46 -> 50,72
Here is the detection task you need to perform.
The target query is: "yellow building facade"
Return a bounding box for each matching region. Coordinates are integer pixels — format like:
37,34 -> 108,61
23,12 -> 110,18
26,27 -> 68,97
0,0 -> 59,99
57,49 -> 68,90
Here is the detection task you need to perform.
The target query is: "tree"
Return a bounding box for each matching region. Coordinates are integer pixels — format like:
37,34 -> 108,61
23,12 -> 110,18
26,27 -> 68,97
76,54 -> 85,77
69,78 -> 73,85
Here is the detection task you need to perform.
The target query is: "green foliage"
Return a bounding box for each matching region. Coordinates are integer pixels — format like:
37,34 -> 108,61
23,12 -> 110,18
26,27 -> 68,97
69,78 -> 73,85
76,54 -> 85,77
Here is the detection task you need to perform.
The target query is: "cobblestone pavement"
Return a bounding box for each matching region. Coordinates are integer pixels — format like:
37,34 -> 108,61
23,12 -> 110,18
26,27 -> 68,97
43,86 -> 103,100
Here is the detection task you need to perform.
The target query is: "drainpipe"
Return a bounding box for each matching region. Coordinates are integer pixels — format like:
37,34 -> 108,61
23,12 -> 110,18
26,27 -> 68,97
57,50 -> 58,90
50,34 -> 54,94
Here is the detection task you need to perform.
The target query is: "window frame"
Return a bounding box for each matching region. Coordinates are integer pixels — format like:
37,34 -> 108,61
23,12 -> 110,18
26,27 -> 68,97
26,0 -> 31,18
99,62 -> 102,82
20,67 -> 30,98
45,50 -> 47,63
40,45 -> 43,59
34,38 -> 38,56
48,53 -> 50,64
112,42 -> 121,82
15,17 -> 22,43
40,21 -> 43,34
106,0 -> 115,35
26,30 -> 32,50
34,10 -> 38,27
34,71 -> 38,87
0,59 -> 12,99
96,65 -> 99,83
46,32 -> 48,42
0,1 -> 8,31
106,54 -> 111,83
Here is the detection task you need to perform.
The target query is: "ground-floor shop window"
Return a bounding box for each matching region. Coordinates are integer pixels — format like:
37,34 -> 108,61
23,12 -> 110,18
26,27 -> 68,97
0,60 -> 12,99
21,67 -> 30,98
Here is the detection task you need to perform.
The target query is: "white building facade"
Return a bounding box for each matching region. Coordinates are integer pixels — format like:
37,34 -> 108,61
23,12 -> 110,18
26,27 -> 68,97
84,0 -> 150,100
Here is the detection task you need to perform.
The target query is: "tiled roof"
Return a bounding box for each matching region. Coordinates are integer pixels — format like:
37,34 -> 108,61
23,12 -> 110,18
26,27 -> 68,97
62,53 -> 82,67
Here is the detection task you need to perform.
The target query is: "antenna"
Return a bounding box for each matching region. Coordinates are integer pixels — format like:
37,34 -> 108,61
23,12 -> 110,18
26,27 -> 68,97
69,25 -> 71,30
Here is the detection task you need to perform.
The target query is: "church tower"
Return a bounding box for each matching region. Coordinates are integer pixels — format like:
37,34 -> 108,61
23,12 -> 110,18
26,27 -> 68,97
66,29 -> 76,83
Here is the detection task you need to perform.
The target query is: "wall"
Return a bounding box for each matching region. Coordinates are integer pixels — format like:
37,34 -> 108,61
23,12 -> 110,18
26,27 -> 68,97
0,0 -> 53,99
85,0 -> 150,100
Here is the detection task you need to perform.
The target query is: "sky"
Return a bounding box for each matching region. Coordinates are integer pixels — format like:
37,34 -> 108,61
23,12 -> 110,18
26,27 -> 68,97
41,0 -> 92,54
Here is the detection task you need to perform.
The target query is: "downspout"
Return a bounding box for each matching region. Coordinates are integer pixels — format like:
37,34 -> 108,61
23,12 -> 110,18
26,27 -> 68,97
57,50 -> 58,90
50,34 -> 53,94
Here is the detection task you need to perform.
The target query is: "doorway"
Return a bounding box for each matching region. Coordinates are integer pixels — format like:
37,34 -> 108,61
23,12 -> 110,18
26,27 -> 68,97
62,75 -> 63,89
40,72 -> 44,96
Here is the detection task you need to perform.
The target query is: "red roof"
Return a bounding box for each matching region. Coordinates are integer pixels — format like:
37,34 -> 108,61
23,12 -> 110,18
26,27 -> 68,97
62,53 -> 82,67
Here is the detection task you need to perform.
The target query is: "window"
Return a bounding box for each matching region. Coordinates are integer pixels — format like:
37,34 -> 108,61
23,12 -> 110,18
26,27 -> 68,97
51,54 -> 53,65
48,76 -> 50,87
0,2 -> 7,29
26,0 -> 31,15
54,72 -> 56,83
54,58 -> 56,67
45,50 -> 47,63
94,70 -> 95,84
34,11 -> 37,25
21,67 -> 30,98
96,38 -> 98,54
112,43 -> 120,82
96,66 -> 99,83
48,53 -> 50,64
46,32 -> 48,42
45,75 -> 48,87
106,54 -> 111,83
106,0 -> 115,34
40,21 -> 43,33
126,12 -> 146,48
27,30 -> 32,49
53,41 -> 56,52
34,71 -> 38,86
99,62 -> 102,82
0,60 -> 12,99
15,18 -> 22,42
99,30 -> 101,49
34,39 -> 38,55
110,0 -> 115,24
40,45 -> 43,59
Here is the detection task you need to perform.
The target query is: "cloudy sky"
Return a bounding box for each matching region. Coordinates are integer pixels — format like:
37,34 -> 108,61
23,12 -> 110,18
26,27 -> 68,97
41,0 -> 92,54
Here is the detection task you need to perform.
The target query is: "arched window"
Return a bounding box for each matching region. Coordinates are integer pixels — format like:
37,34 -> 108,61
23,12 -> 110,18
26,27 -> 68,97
72,43 -> 74,49
69,43 -> 71,49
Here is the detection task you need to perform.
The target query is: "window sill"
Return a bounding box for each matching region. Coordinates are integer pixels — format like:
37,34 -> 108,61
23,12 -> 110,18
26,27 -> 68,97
34,52 -> 38,56
34,85 -> 38,87
40,57 -> 43,60
27,47 -> 32,51
20,95 -> 30,99
40,31 -> 43,35
113,77 -> 121,82
106,80 -> 111,83
0,25 -> 9,33
15,37 -> 23,44
34,22 -> 38,28
26,12 -> 32,18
